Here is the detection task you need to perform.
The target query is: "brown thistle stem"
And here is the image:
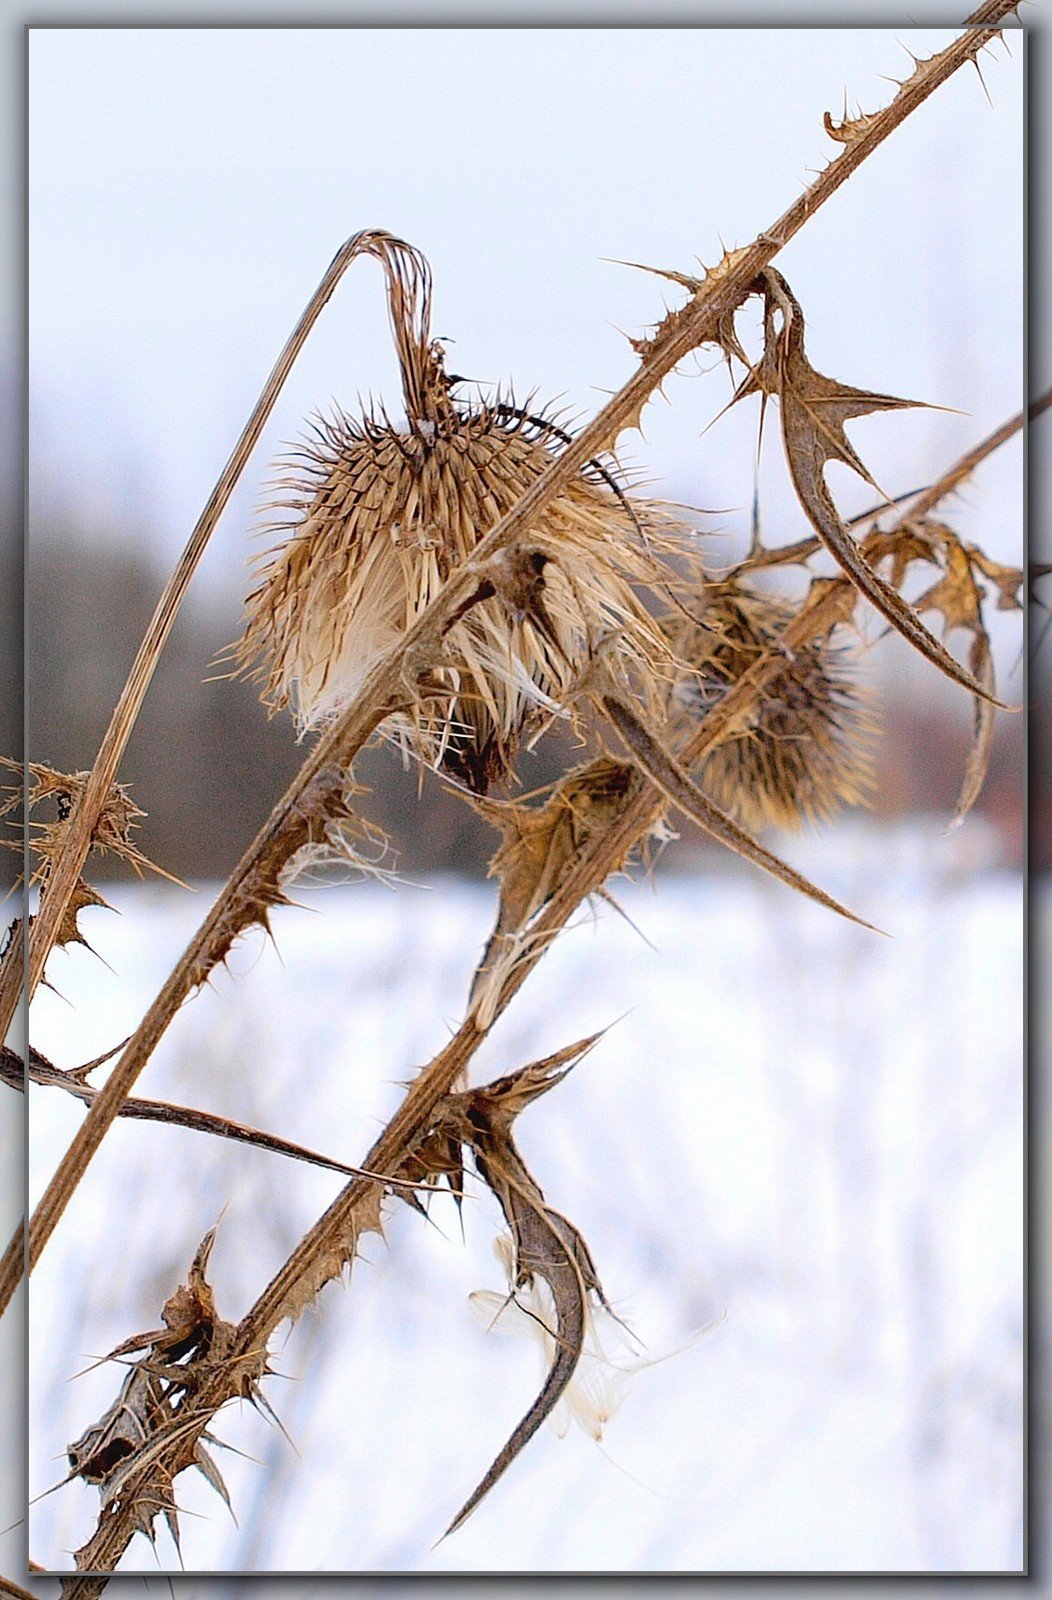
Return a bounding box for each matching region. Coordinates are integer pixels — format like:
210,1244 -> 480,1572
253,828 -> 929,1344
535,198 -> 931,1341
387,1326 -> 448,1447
0,1572 -> 49,1600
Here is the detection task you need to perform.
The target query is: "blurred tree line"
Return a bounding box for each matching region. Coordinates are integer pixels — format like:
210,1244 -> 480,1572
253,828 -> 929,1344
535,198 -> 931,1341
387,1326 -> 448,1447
16,488 -> 1027,886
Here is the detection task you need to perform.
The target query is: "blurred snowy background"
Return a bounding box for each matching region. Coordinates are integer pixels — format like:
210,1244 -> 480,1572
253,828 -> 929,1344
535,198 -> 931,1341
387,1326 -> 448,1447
23,824 -> 1023,1573
7,16 -> 1028,1586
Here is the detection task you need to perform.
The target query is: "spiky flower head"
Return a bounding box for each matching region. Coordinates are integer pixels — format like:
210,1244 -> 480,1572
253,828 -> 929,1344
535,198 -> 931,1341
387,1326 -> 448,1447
235,232 -> 686,792
664,578 -> 876,831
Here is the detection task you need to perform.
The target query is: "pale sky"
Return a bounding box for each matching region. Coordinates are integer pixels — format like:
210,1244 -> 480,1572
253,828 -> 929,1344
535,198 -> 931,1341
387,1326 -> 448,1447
27,26 -> 1024,678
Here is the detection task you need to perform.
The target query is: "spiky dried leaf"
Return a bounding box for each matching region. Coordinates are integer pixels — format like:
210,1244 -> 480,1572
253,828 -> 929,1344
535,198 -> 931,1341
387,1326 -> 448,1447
1,758 -> 179,887
438,1046 -> 606,1536
912,521 -> 1000,823
65,1224 -> 257,1564
468,758 -> 636,1017
968,547 -> 1024,611
823,106 -> 883,146
394,1123 -> 465,1215
731,270 -> 1005,706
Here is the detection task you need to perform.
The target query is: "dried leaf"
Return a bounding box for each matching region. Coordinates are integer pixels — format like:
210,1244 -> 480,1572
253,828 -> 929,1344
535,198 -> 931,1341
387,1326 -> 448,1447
954,632 -> 996,824
54,877 -> 111,951
394,1123 -> 465,1216
192,1440 -> 234,1520
68,1364 -> 166,1486
66,1224 -> 249,1560
735,270 -> 1005,707
476,1033 -> 604,1124
912,522 -> 998,823
440,1051 -> 605,1536
0,758 -> 183,887
601,693 -> 878,930
468,759 -> 636,1013
823,105 -> 883,146
968,547 -> 1024,611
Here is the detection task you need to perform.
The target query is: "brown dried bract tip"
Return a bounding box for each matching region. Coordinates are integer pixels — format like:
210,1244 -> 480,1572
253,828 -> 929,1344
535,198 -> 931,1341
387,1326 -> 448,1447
663,579 -> 876,831
1,760 -> 156,875
66,1226 -> 266,1565
234,231 -> 686,793
1,759 -> 180,950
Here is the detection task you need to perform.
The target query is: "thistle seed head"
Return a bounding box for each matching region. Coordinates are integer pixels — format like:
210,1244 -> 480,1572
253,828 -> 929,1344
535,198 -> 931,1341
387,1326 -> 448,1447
665,579 -> 877,830
234,233 -> 687,792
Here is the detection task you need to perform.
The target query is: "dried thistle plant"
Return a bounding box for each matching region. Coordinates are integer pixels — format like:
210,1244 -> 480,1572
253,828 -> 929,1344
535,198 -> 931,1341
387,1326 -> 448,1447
11,8 -> 1027,1585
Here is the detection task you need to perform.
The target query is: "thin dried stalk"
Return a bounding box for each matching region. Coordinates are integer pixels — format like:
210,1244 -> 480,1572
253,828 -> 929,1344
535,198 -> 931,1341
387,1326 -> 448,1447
0,1573 -> 47,1600
5,4 -> 1017,1341
1,1045 -> 434,1189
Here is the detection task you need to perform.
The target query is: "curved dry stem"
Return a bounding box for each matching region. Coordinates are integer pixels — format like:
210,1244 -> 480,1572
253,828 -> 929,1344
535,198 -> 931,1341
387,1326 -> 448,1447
2,232 -> 436,1037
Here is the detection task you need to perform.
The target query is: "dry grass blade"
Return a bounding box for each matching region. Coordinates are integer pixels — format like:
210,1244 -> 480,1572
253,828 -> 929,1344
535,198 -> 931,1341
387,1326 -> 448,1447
600,693 -> 879,931
0,1044 -> 435,1192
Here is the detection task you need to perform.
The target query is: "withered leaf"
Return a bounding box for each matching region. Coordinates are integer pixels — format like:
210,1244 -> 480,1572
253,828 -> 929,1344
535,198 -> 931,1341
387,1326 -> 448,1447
68,1364 -> 166,1486
65,1224 -> 255,1564
968,547 -> 1024,612
439,1038 -> 603,1536
912,523 -> 998,823
192,1439 -> 234,1520
54,877 -> 111,951
601,693 -> 878,930
394,1122 -> 466,1216
866,526 -> 939,592
446,1147 -> 598,1534
735,270 -> 1005,708
478,1033 -> 604,1123
468,759 -> 635,1013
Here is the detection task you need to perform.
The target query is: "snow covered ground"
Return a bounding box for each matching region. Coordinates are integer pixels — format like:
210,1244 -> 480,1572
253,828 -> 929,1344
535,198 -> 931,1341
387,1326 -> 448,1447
14,818 -> 1024,1576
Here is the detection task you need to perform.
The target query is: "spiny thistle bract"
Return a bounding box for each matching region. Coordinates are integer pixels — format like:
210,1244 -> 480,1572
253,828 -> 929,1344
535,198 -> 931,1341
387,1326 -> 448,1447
236,231 -> 687,793
664,578 -> 877,831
